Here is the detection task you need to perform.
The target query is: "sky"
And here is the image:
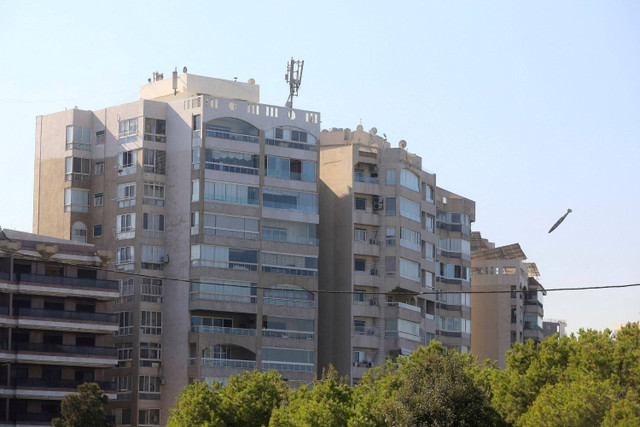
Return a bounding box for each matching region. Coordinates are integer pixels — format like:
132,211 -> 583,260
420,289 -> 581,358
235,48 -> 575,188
0,1 -> 638,334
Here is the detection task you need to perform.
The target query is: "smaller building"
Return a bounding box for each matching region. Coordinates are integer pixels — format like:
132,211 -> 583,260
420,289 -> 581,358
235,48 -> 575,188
470,233 -> 544,368
543,319 -> 567,338
0,228 -> 118,426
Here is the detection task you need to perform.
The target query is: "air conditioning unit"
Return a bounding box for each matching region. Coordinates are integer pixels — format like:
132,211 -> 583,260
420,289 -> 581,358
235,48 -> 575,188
373,196 -> 383,210
367,329 -> 375,336
160,255 -> 170,263
370,269 -> 379,276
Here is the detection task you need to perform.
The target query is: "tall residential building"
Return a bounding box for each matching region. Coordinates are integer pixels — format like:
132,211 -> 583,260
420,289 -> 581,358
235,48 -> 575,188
543,319 -> 567,339
0,228 -> 118,426
434,188 -> 475,353
33,72 -> 321,425
470,233 -> 545,368
318,126 -> 474,382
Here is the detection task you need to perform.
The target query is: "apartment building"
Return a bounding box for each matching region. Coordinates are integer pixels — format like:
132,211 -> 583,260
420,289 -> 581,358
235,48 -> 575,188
318,126 -> 474,382
470,233 -> 545,368
33,72 -> 321,425
0,228 -> 118,426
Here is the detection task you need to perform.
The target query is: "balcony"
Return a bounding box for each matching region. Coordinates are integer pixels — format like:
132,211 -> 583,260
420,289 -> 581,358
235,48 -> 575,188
13,273 -> 118,291
353,240 -> 380,257
191,325 -> 256,336
206,129 -> 259,144
202,358 -> 256,369
14,342 -> 116,357
262,329 -> 314,340
352,326 -> 380,348
353,211 -> 380,227
352,299 -> 380,317
11,378 -> 114,391
16,308 -> 117,333
261,361 -> 314,372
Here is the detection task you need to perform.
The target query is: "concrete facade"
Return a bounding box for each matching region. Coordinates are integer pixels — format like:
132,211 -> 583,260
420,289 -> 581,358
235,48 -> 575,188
470,233 -> 545,368
33,73 -> 320,426
318,127 -> 474,382
0,228 -> 118,426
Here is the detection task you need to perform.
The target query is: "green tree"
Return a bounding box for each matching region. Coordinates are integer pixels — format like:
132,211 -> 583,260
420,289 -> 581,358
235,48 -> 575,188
270,367 -> 353,427
167,370 -> 287,427
51,382 -> 112,427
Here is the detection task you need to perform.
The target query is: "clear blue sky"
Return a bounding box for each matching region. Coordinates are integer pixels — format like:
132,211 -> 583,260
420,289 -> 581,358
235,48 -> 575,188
1,1 -> 638,333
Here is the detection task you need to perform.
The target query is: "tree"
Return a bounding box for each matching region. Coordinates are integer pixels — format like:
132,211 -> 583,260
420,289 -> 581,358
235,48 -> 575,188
167,370 -> 287,427
51,382 -> 112,427
269,367 -> 353,427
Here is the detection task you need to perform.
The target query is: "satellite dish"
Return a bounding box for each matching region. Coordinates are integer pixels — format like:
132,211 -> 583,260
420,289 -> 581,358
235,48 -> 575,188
248,78 -> 255,84
370,127 -> 377,135
183,66 -> 188,73
399,140 -> 407,149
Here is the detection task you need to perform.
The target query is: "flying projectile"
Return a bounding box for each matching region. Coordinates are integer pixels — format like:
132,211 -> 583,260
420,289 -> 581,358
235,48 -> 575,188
548,208 -> 572,233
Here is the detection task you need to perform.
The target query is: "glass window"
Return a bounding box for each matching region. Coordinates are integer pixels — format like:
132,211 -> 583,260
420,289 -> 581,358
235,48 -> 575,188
143,149 -> 166,174
386,169 -> 396,185
93,224 -> 103,238
386,226 -> 396,246
95,130 -> 105,145
144,118 -> 166,142
94,161 -> 104,175
400,227 -> 421,252
425,214 -> 435,233
71,222 -> 87,243
206,149 -> 259,175
354,258 -> 366,272
65,157 -> 90,181
118,118 -> 138,144
385,197 -> 396,216
64,188 -> 89,213
118,150 -> 137,176
355,197 -> 366,211
117,183 -> 136,208
143,181 -> 165,206
262,252 -> 318,277
266,156 -> 316,182
399,258 -> 420,282
94,192 -> 103,207
191,279 -> 257,304
191,244 -> 258,270
203,214 -> 259,240
65,125 -> 91,150
385,256 -> 396,276
204,181 -> 260,206
140,312 -> 162,335
400,169 -> 419,191
400,197 -> 420,222
354,228 -> 366,241
263,188 -> 318,213
262,219 -> 318,245
425,185 -> 434,203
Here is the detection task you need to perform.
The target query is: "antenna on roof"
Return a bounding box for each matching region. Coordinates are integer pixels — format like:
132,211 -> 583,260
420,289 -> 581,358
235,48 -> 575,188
285,58 -> 304,109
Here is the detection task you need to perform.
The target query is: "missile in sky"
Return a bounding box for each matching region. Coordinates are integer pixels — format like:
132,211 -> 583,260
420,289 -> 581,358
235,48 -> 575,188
548,208 -> 572,233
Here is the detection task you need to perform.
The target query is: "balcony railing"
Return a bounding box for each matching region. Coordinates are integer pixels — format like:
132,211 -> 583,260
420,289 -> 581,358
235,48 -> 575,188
261,361 -> 314,372
387,302 -> 421,313
14,273 -> 118,290
11,378 -> 114,390
353,326 -> 378,336
191,325 -> 256,336
17,308 -> 117,323
202,358 -> 256,369
190,292 -> 257,304
354,174 -> 379,184
206,129 -> 259,143
14,342 -> 116,356
262,329 -> 315,340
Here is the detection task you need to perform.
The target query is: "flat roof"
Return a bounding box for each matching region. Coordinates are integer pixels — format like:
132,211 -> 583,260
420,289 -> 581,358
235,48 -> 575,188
471,243 -> 527,260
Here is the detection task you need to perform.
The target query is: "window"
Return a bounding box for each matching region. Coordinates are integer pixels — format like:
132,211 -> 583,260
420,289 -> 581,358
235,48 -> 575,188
424,271 -> 434,288
94,160 -> 104,175
143,181 -> 164,206
354,228 -> 367,241
64,188 -> 89,212
438,263 -> 470,280
266,156 -> 316,182
263,285 -> 314,307
203,213 -> 258,240
425,214 -> 435,233
400,227 -> 421,252
139,342 -> 162,367
192,148 -> 200,170
119,118 -> 138,144
424,242 -> 435,260
400,197 -> 421,222
353,289 -> 366,303
116,213 -> 135,239
438,238 -> 471,256
386,169 -> 396,185
141,245 -> 165,270
425,185 -> 434,203
118,150 -> 137,176
141,311 -> 162,334
203,180 -> 260,206
119,278 -> 134,303
94,193 -> 103,207
400,169 -> 419,191
117,311 -> 133,336
144,118 -> 166,142
66,125 -> 91,150
385,197 -> 396,216
355,197 -> 366,211
190,245 -> 258,270
262,252 -> 318,277
438,317 -> 471,333
262,219 -> 318,245
93,224 -> 103,238
386,256 -> 396,276
117,182 -> 136,208
511,286 -> 517,298
71,222 -> 87,243
206,149 -> 259,175
138,409 -> 160,426
116,246 -> 134,268
265,126 -> 318,150
138,375 -> 161,398
191,279 -> 257,304
386,226 -> 396,246
116,375 -> 132,392
263,188 -> 318,213
386,319 -> 421,341
96,130 -> 105,144
262,348 -> 314,372
65,157 -> 90,181
354,258 -> 366,272
192,179 -> 199,202
117,343 -> 133,367
399,258 -> 420,282
143,149 -> 166,174
142,213 -> 165,238
142,278 -> 163,303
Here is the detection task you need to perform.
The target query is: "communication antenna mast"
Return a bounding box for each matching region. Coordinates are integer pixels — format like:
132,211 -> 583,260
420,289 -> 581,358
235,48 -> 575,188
285,58 -> 304,108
